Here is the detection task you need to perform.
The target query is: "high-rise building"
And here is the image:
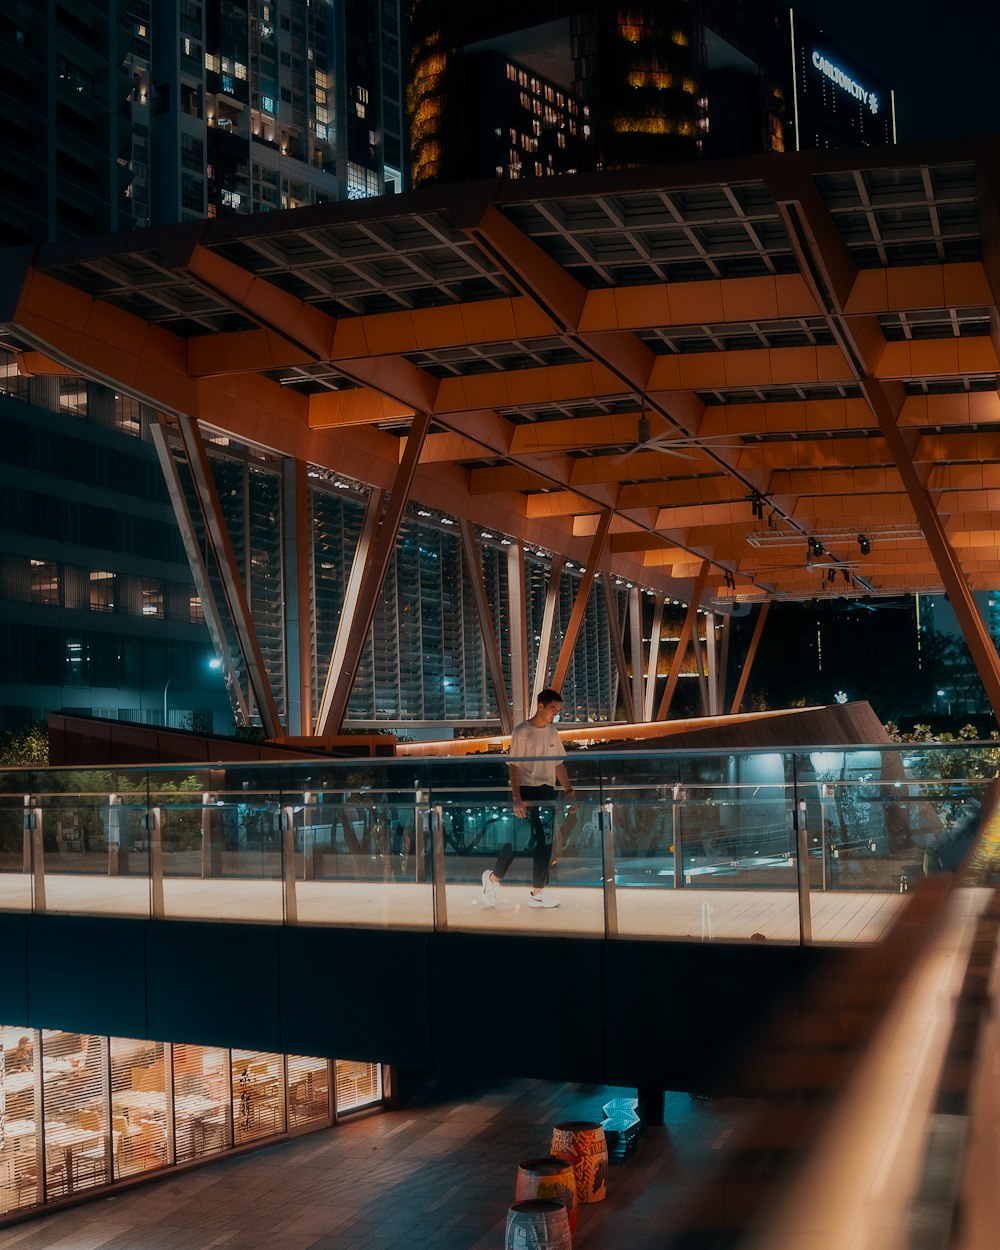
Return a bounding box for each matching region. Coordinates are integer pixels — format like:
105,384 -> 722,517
0,0 -> 407,736
408,0 -> 896,187
790,13 -> 895,151
408,0 -> 791,185
0,0 -> 406,245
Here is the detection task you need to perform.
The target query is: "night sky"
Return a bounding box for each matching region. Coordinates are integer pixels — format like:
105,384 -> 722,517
791,0 -> 1000,142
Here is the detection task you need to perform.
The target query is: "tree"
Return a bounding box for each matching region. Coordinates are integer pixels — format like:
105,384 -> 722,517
0,723 -> 48,767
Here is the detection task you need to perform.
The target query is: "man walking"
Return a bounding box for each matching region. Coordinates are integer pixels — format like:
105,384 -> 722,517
482,688 -> 576,909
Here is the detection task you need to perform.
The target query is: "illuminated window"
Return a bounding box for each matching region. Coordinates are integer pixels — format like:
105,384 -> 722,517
189,596 -> 205,624
141,579 -> 164,618
30,560 -> 60,606
90,571 -> 115,612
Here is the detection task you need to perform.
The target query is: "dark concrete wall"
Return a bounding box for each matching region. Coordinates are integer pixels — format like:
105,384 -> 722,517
0,913 -> 835,1091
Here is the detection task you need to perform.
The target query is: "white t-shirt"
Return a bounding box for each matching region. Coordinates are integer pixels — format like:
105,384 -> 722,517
508,719 -> 566,788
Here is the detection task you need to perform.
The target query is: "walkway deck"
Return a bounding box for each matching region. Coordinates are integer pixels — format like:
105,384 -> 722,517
0,873 -> 906,943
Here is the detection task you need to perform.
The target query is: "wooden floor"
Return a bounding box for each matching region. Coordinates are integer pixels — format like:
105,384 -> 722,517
0,871 -> 906,944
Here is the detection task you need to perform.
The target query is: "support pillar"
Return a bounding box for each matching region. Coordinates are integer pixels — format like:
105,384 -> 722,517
319,411 -> 431,734
507,540 -> 530,726
551,509 -> 613,692
730,602 -> 770,715
657,563 -> 710,721
459,520 -> 512,734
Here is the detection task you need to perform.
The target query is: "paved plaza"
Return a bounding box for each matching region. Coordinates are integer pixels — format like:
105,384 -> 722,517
0,1076 -> 749,1250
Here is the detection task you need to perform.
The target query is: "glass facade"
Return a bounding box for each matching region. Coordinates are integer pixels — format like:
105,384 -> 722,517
0,1025 -> 379,1214
0,346 -> 629,737
0,356 -> 233,734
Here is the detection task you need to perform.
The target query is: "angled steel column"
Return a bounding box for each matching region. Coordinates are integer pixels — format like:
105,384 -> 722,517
717,614 -> 731,716
508,540 -> 530,725
690,618 -> 709,716
643,597 -> 665,722
459,519 -> 512,735
175,414 -> 281,734
315,488 -> 381,735
706,611 -> 719,716
628,586 -> 643,719
531,555 -> 564,707
730,601 -> 770,714
603,574 -> 635,723
151,420 -> 250,724
319,410 -> 432,734
551,509 -> 613,693
282,458 -> 313,737
771,177 -> 1000,722
656,562 -> 710,721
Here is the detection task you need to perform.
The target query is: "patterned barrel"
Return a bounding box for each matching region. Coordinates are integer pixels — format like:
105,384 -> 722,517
514,1156 -> 578,1233
551,1119 -> 608,1203
504,1199 -> 572,1250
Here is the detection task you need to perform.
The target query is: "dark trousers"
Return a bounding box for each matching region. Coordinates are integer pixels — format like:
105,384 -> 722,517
493,784 -> 555,891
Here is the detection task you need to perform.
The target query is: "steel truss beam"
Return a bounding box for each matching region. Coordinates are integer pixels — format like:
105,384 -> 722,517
175,413 -> 282,737
551,510 -> 614,693
656,562 -> 710,721
150,419 -> 250,725
603,575 -> 635,724
769,167 -> 1000,723
319,411 -> 432,734
459,520 -> 513,735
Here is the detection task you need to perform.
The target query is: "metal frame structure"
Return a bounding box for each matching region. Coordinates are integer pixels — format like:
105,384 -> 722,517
4,137 -> 1000,725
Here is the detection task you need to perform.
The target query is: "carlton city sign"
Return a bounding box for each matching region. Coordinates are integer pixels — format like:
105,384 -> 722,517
811,51 -> 879,114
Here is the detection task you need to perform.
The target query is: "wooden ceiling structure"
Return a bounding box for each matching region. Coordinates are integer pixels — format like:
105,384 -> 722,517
4,135 -> 1000,720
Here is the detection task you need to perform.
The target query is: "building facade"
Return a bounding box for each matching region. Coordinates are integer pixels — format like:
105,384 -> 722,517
0,350 -> 233,735
408,0 -> 896,187
408,0 -> 792,185
0,0 -> 405,245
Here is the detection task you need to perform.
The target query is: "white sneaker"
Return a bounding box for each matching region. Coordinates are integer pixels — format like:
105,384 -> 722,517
482,869 -> 498,908
529,891 -> 559,908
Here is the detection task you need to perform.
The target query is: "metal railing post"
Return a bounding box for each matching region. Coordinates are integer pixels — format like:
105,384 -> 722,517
147,805 -> 164,919
820,783 -> 834,891
431,803 -> 448,930
107,793 -> 121,876
281,805 -> 298,924
25,794 -> 45,913
672,784 -> 685,888
794,798 -> 812,944
201,792 -> 214,879
414,786 -> 427,884
601,801 -> 618,937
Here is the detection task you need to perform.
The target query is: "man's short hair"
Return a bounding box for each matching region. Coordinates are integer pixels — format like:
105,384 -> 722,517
536,688 -> 562,707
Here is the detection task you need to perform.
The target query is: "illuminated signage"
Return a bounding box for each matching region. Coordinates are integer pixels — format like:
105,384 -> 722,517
811,51 -> 879,114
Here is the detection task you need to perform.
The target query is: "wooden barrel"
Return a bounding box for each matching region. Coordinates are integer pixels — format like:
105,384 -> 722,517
514,1156 -> 578,1233
504,1199 -> 572,1249
551,1119 -> 608,1203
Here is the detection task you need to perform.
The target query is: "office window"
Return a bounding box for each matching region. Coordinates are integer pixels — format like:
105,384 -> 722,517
189,595 -> 205,623
2,1028 -> 39,1208
90,571 -> 115,612
30,560 -> 59,605
59,379 -> 88,415
141,579 -> 163,618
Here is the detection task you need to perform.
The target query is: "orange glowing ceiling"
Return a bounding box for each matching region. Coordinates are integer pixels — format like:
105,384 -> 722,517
3,136 -> 1000,614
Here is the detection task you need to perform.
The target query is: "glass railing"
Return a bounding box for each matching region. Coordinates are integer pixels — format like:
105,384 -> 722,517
0,741 -> 995,944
